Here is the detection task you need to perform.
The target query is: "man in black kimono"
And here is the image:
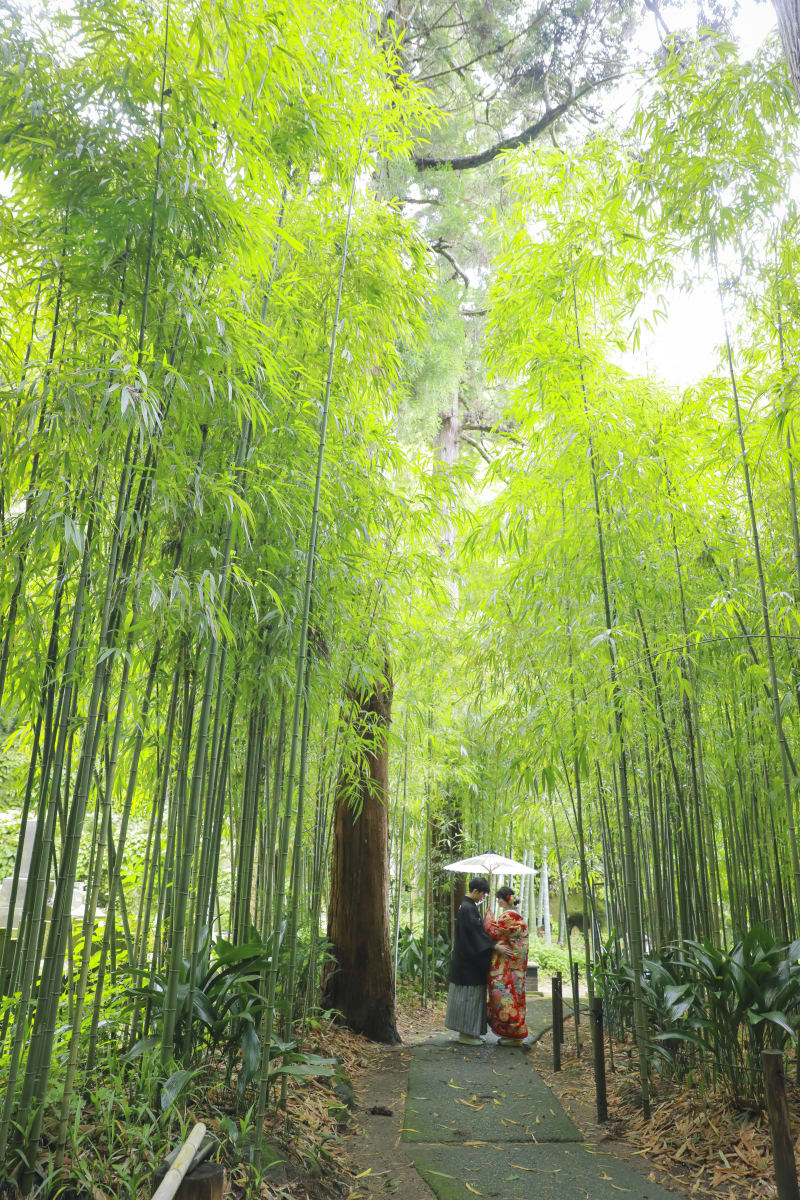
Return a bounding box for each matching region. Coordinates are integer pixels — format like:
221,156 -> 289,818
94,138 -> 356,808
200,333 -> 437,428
445,876 -> 509,1045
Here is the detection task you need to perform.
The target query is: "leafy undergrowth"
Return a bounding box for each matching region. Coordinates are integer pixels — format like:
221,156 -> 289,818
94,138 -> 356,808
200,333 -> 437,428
7,998 -> 451,1200
1,994 -> 447,1200
535,1024 -> 800,1199
2,1019 -> 374,1200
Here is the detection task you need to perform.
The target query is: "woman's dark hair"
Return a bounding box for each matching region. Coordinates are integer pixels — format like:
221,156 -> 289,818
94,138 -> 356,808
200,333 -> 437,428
496,885 -> 516,903
468,876 -> 490,894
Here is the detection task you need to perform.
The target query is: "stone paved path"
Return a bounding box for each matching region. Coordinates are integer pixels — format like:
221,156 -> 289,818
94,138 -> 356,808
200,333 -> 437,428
402,999 -> 681,1200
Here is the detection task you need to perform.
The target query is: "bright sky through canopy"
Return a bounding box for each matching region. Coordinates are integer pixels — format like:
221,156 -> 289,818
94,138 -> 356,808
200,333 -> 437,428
626,0 -> 781,389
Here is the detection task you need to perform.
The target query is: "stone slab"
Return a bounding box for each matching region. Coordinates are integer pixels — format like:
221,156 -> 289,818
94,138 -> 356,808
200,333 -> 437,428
411,1142 -> 680,1200
403,1037 -> 580,1144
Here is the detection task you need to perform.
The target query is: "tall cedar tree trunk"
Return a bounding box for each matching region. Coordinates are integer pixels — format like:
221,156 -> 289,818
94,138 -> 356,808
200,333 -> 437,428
324,669 -> 399,1043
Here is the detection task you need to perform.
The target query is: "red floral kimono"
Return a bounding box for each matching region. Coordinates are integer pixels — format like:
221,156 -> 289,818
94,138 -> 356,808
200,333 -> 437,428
484,908 -> 529,1039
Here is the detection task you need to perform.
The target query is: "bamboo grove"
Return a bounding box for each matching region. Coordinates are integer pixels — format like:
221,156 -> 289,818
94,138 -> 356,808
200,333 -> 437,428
462,33 -> 800,1109
0,0 -> 444,1185
5,0 -> 800,1192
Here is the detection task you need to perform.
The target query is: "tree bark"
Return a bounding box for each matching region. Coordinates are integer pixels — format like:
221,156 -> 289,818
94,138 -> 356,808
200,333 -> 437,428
774,0 -> 800,105
324,668 -> 399,1044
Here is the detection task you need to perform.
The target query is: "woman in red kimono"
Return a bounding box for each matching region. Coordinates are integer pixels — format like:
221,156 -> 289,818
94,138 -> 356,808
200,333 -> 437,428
484,885 -> 529,1044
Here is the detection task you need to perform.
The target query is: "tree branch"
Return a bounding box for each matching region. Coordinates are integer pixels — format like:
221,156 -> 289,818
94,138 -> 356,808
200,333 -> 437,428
431,239 -> 469,288
416,12 -> 548,84
460,434 -> 493,463
644,0 -> 671,40
414,74 -> 623,171
461,411 -> 519,440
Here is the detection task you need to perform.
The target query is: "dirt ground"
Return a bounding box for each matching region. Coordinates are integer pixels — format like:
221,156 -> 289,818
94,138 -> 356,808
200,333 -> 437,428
338,998 -> 446,1200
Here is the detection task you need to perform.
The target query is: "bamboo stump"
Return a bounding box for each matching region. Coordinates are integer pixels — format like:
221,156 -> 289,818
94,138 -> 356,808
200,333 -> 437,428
762,1050 -> 800,1200
152,1125 -> 222,1200
152,1163 -> 224,1200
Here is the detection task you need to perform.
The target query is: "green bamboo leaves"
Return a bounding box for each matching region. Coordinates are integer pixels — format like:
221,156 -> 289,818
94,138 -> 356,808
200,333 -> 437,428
464,24 -> 800,1113
0,0 -> 436,1185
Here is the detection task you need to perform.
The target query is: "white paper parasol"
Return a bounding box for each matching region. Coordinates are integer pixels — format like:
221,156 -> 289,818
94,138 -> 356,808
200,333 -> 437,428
442,851 -> 536,877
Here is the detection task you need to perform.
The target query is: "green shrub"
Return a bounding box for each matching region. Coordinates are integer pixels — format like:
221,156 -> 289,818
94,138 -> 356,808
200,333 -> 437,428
396,925 -> 451,985
0,737 -> 27,807
596,925 -> 800,1104
529,938 -> 585,977
0,806 -> 23,879
0,800 -> 155,901
129,929 -> 334,1102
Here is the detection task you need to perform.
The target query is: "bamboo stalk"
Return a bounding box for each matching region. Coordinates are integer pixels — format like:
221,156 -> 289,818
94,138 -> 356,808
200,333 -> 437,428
161,419 -> 250,1061
572,282 -> 649,1116
714,245 -> 800,922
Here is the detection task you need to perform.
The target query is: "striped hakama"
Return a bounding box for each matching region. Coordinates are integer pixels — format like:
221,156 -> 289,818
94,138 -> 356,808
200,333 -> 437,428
445,982 -> 488,1037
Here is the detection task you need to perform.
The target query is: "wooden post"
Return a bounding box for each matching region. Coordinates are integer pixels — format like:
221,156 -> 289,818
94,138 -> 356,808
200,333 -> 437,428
762,1050 -> 800,1200
556,970 -> 564,1043
552,975 -> 561,1071
591,996 -> 608,1123
572,961 -> 581,1055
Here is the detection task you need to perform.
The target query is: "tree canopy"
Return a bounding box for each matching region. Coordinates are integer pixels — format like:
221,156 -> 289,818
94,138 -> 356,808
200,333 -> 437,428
4,0 -> 800,1193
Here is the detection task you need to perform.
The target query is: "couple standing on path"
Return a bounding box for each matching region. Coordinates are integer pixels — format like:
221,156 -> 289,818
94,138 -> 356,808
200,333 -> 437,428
445,875 -> 529,1046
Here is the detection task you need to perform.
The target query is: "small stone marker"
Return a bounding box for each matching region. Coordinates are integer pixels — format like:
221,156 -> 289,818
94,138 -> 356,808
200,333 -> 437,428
525,961 -> 541,995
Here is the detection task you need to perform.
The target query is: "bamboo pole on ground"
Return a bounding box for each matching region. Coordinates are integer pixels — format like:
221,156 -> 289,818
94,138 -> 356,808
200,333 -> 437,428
151,1123 -> 207,1200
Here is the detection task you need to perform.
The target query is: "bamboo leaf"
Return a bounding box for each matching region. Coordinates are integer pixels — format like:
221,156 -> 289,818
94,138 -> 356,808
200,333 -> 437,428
160,1068 -> 203,1113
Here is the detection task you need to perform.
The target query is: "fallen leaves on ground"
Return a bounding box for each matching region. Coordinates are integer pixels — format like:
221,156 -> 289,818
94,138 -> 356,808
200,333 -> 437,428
395,996 -> 447,1044
268,995 -> 447,1198
201,1016 -> 382,1200
535,1025 -> 800,1199
623,1090 -> 782,1198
